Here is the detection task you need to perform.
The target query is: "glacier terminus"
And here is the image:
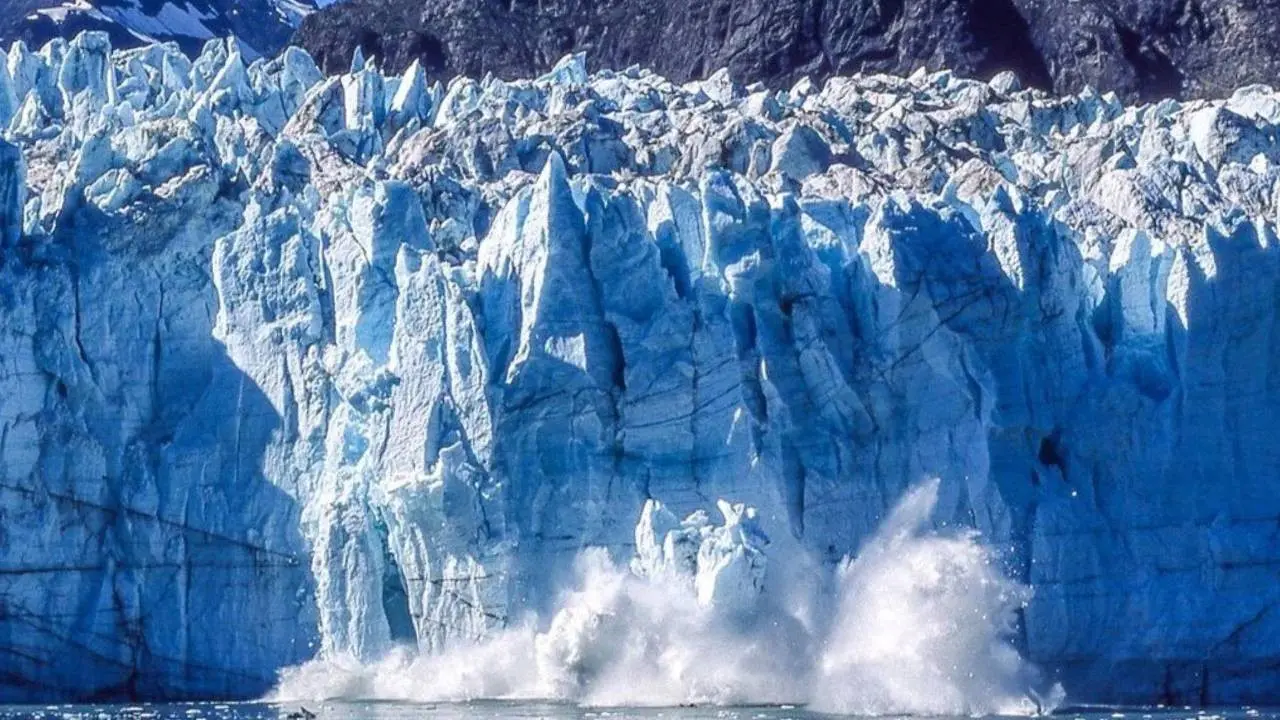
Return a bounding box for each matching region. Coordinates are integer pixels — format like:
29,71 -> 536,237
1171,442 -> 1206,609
0,30 -> 1278,707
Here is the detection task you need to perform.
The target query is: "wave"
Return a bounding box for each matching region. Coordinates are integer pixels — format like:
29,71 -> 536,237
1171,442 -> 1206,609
272,480 -> 1062,715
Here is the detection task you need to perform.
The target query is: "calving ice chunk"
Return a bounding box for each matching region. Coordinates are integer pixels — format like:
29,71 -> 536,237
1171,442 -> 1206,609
631,498 -> 769,612
531,499 -> 786,706
276,485 -> 1054,713
1,30 -> 1280,707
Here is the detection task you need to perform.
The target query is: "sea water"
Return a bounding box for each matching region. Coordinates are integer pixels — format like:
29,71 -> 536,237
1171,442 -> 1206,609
0,702 -> 1276,720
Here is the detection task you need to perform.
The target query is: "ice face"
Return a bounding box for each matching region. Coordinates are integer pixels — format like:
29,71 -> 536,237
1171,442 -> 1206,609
0,138 -> 21,245
1,32 -> 1280,704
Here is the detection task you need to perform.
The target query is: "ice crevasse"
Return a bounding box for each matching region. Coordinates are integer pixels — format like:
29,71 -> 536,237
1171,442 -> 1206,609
0,31 -> 1278,704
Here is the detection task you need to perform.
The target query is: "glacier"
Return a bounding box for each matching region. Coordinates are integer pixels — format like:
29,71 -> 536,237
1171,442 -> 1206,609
0,32 -> 1279,705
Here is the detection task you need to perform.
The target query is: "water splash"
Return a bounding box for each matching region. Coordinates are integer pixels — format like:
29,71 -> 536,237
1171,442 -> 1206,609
812,479 -> 1059,715
273,480 -> 1061,714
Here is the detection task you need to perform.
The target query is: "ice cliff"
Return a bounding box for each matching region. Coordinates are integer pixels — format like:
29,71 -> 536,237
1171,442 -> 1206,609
1,32 -> 1279,705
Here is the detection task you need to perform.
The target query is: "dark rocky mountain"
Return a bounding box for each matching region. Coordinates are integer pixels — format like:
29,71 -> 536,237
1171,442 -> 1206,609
293,0 -> 1280,101
0,0 -> 316,59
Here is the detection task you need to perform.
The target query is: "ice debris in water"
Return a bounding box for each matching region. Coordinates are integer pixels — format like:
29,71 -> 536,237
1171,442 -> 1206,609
2,29 -> 1280,707
276,484 -> 1053,712
273,497 -> 805,706
632,499 -> 769,613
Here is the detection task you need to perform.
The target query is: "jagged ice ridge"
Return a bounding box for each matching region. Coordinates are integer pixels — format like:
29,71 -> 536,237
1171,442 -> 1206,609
0,31 -> 1279,704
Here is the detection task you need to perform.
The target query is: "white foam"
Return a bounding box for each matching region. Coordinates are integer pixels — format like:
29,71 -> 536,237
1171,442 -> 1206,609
812,479 -> 1061,715
272,480 -> 1061,715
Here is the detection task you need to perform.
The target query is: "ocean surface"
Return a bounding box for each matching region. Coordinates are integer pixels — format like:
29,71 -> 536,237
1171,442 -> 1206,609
0,702 -> 1276,720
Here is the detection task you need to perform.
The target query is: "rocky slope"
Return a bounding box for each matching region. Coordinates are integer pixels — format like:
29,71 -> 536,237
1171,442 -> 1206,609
1,32 -> 1280,704
0,0 -> 316,59
293,0 -> 1280,102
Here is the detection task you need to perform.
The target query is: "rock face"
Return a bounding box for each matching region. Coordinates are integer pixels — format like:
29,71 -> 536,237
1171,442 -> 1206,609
293,0 -> 1280,102
0,0 -> 316,59
2,34 -> 1280,705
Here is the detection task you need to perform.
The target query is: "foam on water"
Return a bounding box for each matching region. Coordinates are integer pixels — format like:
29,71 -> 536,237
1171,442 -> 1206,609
273,480 -> 1061,714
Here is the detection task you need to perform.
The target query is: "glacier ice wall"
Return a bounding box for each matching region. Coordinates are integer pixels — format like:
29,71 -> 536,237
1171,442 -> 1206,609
1,34 -> 1279,703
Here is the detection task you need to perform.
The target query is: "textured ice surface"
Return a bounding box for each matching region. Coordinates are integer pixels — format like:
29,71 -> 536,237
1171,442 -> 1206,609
1,35 -> 1280,704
